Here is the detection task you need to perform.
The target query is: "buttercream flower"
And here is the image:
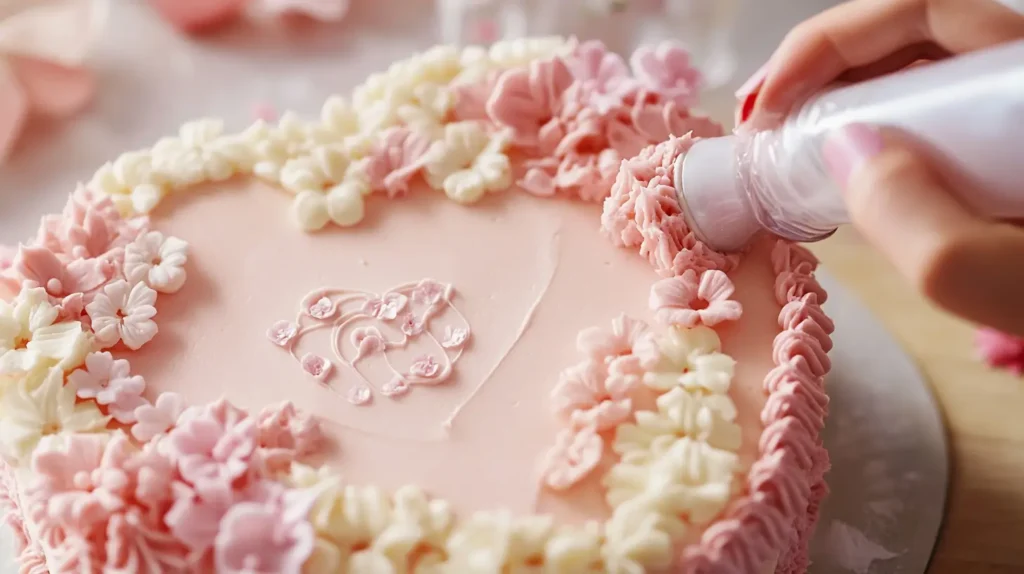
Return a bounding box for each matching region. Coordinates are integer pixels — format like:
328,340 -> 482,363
635,324 -> 721,374
601,496 -> 675,573
0,0 -> 105,161
28,432 -> 188,571
267,320 -> 298,348
565,40 -> 636,111
0,366 -> 109,462
131,391 -> 186,442
409,355 -> 441,379
577,314 -> 649,362
86,280 -> 159,350
422,121 -> 512,204
68,352 -> 148,423
362,292 -> 408,321
411,279 -> 450,306
539,426 -> 604,491
256,401 -> 325,473
551,360 -> 633,432
441,325 -> 469,349
214,483 -> 319,574
0,287 -> 91,374
629,42 -> 702,108
166,399 -> 258,490
123,231 -> 189,294
444,511 -> 555,572
976,328 -> 1024,375
36,188 -> 146,261
363,127 -> 432,198
485,56 -> 575,149
12,244 -> 112,300
649,269 -> 742,328
613,386 -> 741,458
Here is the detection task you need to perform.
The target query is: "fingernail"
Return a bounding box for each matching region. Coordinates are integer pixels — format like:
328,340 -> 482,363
822,124 -> 884,187
734,62 -> 770,125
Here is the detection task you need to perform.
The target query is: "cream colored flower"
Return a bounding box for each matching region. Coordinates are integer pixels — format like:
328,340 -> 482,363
605,437 -> 739,526
602,496 -> 675,574
640,325 -> 721,391
614,387 -> 740,460
302,480 -> 395,573
0,288 -> 90,374
124,231 -> 189,294
443,511 -> 555,574
422,122 -> 511,204
0,366 -> 109,463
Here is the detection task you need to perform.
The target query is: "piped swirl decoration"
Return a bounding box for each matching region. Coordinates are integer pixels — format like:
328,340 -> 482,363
268,280 -> 472,406
0,37 -> 832,574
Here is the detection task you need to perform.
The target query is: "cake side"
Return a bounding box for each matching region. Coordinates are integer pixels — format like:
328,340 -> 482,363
0,37 -> 833,574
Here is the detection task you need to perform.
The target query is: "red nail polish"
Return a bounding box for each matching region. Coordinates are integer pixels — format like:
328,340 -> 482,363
735,62 -> 770,125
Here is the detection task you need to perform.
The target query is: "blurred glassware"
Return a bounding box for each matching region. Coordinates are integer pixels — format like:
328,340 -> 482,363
436,0 -> 738,89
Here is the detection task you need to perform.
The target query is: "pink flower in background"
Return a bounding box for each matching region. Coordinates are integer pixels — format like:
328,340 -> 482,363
565,40 -> 636,112
149,0 -> 249,33
976,328 -> 1024,375
0,0 -> 105,162
630,42 -> 703,108
576,314 -> 649,361
364,128 -> 433,198
650,269 -> 743,328
13,245 -> 111,300
259,0 -> 351,21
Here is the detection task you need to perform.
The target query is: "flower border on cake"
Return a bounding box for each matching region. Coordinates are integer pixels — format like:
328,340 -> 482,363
0,37 -> 832,574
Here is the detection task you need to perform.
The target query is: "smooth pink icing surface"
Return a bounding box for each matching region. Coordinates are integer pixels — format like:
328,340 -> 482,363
123,178 -> 782,527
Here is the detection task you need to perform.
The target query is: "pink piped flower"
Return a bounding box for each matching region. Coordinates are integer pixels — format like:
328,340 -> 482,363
256,402 -> 324,473
131,392 -> 186,442
363,292 -> 408,321
629,42 -> 703,108
576,314 -> 649,362
165,481 -> 236,553
380,377 -> 411,398
267,320 -> 299,347
399,313 -> 424,337
350,326 -> 386,362
149,0 -> 249,34
650,269 -> 742,328
300,353 -> 331,381
347,385 -> 372,406
411,279 -> 450,306
565,40 -> 636,112
213,483 -> 318,574
86,280 -> 159,351
976,328 -> 1024,376
68,352 -> 147,423
409,355 -> 441,379
539,427 -> 604,491
551,360 -> 633,431
364,127 -> 433,198
486,56 -> 575,149
306,296 -> 336,320
165,399 -> 258,490
441,326 -> 470,349
13,244 -> 111,299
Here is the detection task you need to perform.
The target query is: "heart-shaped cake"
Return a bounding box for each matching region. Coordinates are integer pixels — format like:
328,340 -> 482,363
0,37 -> 832,574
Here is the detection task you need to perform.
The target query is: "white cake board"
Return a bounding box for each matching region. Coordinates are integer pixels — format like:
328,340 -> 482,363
0,2 -> 947,573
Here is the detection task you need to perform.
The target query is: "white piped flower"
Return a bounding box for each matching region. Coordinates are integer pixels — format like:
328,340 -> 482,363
124,231 -> 189,294
86,280 -> 158,350
291,191 -> 331,232
0,288 -> 90,374
602,496 -> 675,574
422,122 -> 511,204
0,367 -> 109,463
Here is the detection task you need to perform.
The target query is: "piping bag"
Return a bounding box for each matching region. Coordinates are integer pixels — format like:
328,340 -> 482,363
672,39 -> 1024,253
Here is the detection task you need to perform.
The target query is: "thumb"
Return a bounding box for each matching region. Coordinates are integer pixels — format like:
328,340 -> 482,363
823,124 -> 1024,335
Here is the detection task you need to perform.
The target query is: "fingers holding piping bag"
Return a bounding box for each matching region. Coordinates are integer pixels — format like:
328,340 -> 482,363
736,0 -> 1024,128
823,124 -> 1024,337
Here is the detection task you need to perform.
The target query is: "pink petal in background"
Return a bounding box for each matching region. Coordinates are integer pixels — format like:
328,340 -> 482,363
7,57 -> 95,117
0,65 -> 28,161
149,0 -> 249,33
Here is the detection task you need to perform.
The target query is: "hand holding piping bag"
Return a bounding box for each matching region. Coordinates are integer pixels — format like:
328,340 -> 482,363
735,0 -> 1024,337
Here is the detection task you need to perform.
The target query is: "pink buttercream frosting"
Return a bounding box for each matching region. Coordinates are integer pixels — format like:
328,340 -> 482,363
649,268 -> 743,328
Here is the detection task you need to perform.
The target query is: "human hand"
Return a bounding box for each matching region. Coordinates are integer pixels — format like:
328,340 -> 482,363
739,0 -> 1024,336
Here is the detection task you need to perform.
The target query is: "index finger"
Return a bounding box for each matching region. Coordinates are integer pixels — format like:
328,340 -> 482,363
748,0 -> 1024,127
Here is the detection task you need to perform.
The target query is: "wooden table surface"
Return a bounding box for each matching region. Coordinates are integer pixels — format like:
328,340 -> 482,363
809,229 -> 1024,574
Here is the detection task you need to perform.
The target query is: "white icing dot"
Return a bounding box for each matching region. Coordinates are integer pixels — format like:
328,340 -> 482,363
292,190 -> 330,231
131,184 -> 164,214
347,385 -> 372,406
326,184 -> 366,227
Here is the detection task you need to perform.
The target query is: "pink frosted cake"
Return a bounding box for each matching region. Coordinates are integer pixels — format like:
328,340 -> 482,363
0,38 -> 832,573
